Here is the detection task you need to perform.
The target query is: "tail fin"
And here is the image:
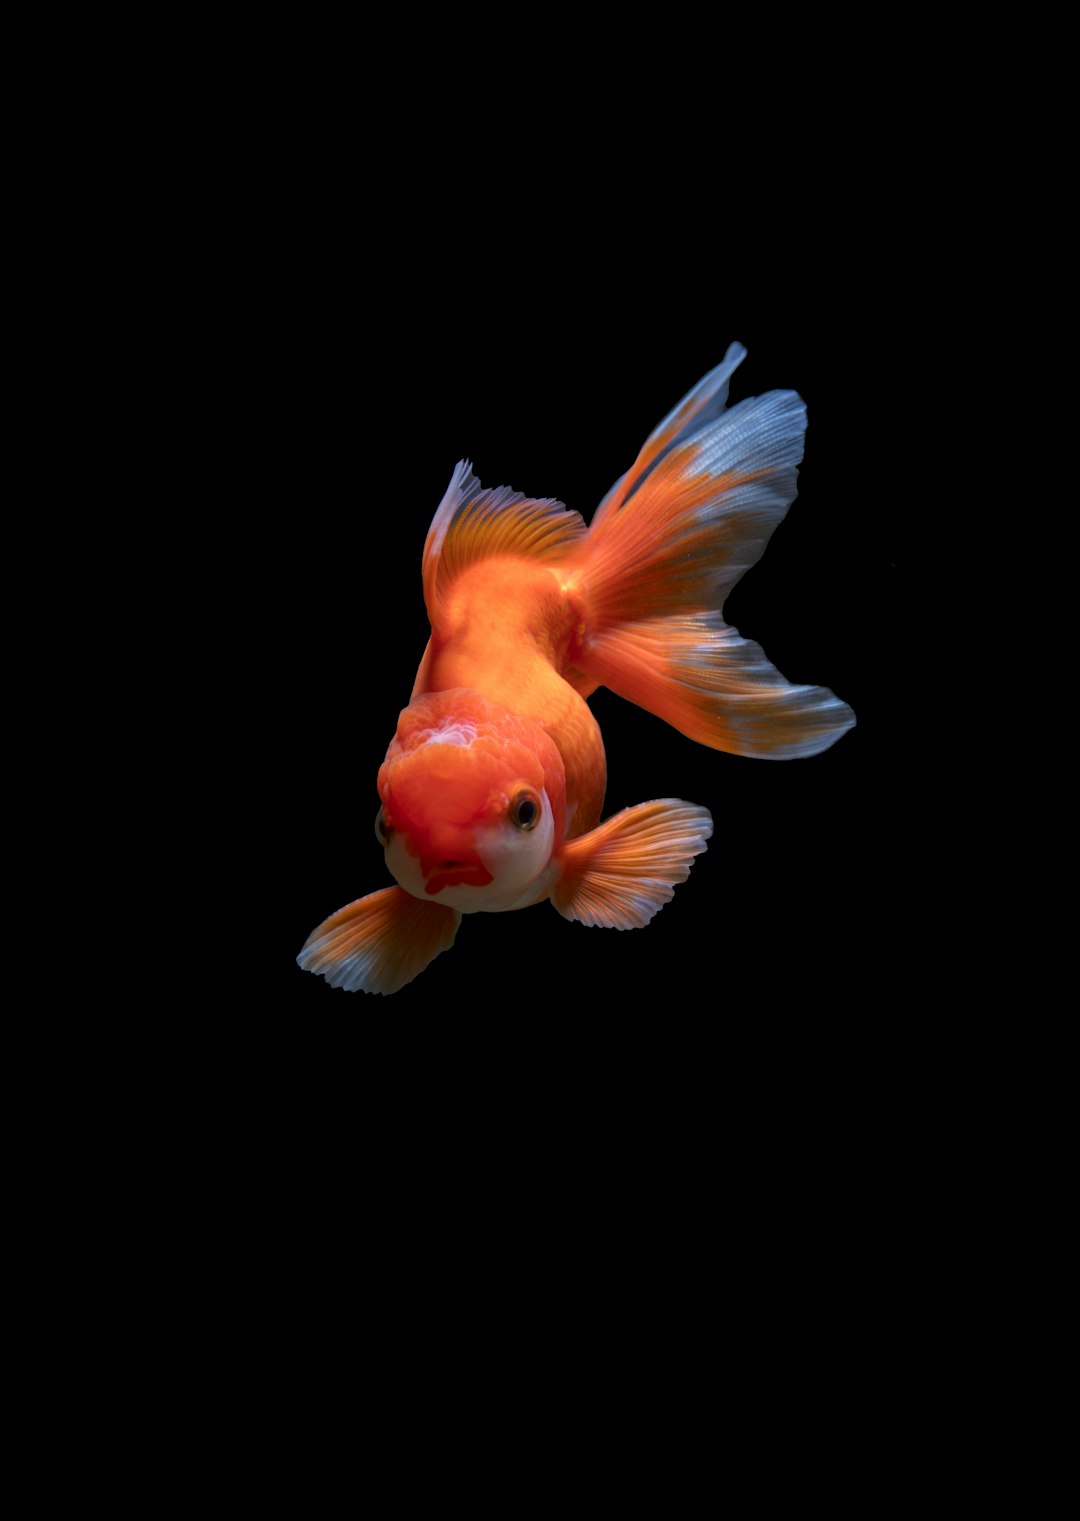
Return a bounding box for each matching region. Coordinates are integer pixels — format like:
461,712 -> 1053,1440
568,343 -> 855,759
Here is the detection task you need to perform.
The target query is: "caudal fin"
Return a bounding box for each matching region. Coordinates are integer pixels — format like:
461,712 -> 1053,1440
567,343 -> 855,759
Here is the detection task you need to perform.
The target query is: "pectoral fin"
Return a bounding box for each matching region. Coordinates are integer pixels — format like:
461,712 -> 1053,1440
298,886 -> 461,994
551,800 -> 713,930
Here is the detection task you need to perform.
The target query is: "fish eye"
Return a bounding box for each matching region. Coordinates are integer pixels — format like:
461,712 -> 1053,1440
509,789 -> 540,831
375,806 -> 392,846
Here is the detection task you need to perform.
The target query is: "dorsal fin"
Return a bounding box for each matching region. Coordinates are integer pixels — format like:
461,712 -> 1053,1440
422,460 -> 587,627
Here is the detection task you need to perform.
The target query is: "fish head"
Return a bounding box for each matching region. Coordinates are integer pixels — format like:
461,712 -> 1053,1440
375,689 -> 565,913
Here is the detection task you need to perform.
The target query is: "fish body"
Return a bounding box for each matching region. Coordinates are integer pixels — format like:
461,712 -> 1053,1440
413,553 -> 607,840
299,344 -> 855,993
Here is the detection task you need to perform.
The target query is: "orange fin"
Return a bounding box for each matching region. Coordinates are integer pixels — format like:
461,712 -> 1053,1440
591,341 -> 748,529
577,384 -> 809,626
422,460 -> 587,628
567,351 -> 855,758
587,613 -> 855,758
552,800 -> 713,929
298,886 -> 461,994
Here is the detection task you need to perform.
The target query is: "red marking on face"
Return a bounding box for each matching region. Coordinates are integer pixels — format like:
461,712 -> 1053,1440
422,858 -> 494,896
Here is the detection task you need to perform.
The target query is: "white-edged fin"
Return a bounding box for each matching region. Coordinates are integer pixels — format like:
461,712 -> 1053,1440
586,613 -> 856,759
298,886 -> 461,995
579,387 -> 809,628
592,341 -> 748,527
422,460 -> 587,629
552,800 -> 713,929
568,348 -> 855,758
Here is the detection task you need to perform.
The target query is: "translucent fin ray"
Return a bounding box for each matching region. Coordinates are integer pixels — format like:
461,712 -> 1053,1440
298,886 -> 461,995
586,614 -> 855,759
569,346 -> 854,758
592,341 -> 748,527
423,460 -> 587,629
552,800 -> 713,929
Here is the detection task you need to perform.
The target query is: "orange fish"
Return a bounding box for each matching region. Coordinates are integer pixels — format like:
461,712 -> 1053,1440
299,343 -> 854,993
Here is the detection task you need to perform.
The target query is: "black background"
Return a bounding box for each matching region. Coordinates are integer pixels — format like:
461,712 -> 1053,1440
187,109 -> 916,1182
99,50 -> 939,1443
123,78 -> 937,1432
217,266 -> 908,1325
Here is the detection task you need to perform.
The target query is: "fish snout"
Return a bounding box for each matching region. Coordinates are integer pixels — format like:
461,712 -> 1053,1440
421,854 -> 494,895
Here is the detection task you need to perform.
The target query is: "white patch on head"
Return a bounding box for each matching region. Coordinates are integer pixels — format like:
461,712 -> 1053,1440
384,789 -> 555,915
385,834 -> 429,904
473,789 -> 555,910
423,721 -> 477,748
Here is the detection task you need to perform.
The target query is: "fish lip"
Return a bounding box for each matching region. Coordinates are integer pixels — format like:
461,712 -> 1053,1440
423,863 -> 494,895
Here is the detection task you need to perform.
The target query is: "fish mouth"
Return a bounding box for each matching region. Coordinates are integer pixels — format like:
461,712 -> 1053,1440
423,861 -> 494,896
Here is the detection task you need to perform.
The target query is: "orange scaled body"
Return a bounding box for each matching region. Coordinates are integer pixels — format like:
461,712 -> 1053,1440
299,344 -> 855,993
418,556 -> 605,837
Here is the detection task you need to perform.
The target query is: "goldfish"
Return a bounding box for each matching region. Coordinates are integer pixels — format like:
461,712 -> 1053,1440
298,342 -> 854,994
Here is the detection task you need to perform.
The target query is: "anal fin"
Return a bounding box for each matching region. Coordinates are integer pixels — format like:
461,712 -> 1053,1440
552,800 -> 713,929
